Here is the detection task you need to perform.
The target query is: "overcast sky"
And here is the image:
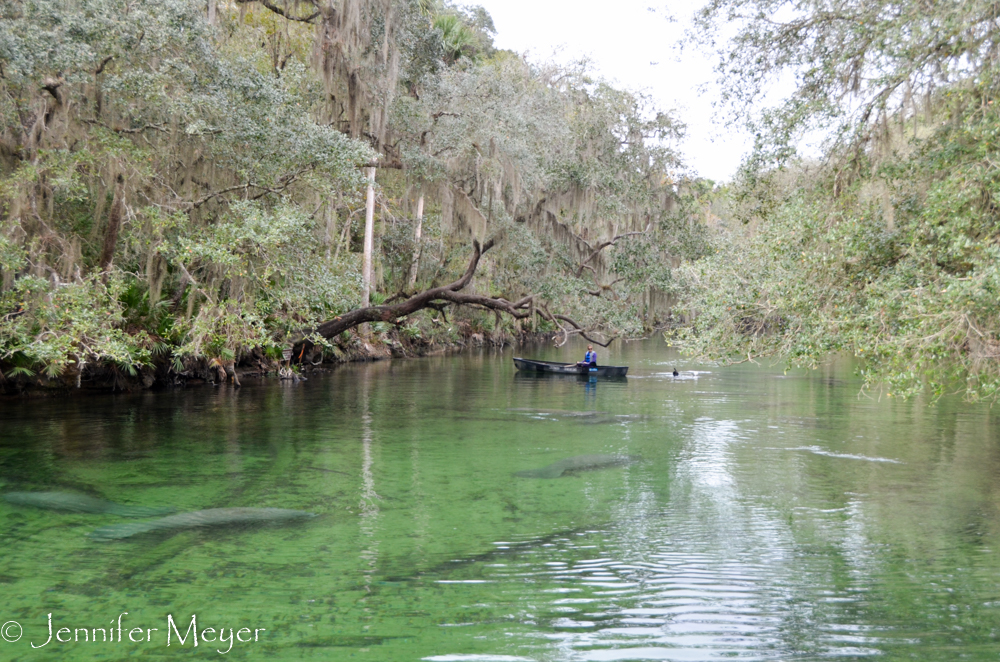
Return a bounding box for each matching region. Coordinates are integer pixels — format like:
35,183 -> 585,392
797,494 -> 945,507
474,0 -> 751,182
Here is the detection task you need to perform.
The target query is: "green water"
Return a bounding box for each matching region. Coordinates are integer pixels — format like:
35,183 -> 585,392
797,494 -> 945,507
2,340 -> 1000,661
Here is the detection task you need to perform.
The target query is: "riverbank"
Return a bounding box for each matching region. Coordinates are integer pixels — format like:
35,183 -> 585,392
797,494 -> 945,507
0,322 -> 556,396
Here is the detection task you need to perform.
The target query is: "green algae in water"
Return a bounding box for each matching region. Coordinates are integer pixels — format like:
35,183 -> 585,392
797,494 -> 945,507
3,491 -> 176,517
2,342 -> 1000,660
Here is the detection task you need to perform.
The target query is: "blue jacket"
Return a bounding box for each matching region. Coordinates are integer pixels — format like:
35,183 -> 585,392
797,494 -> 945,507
584,350 -> 596,363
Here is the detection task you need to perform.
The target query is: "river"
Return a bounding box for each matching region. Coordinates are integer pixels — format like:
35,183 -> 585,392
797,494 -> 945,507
1,339 -> 999,660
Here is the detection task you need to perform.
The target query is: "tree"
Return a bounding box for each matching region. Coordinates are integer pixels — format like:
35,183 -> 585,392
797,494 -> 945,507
678,0 -> 1000,401
693,0 -> 1000,169
0,0 -> 704,389
298,238 -> 620,351
0,0 -> 371,384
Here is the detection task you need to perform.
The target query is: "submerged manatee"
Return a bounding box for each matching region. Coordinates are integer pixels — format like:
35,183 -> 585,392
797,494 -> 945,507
3,491 -> 176,518
508,408 -> 608,418
88,507 -> 317,541
514,454 -> 641,479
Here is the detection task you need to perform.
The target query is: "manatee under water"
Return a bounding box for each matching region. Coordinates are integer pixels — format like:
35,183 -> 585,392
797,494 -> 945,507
88,507 -> 317,541
508,408 -> 608,417
507,409 -> 648,425
3,491 -> 176,517
514,454 -> 642,479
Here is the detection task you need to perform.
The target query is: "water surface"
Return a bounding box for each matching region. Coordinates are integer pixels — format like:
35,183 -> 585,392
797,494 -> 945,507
2,340 -> 1000,660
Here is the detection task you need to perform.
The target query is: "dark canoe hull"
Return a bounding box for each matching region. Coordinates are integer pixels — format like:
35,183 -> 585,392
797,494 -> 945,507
513,357 -> 628,378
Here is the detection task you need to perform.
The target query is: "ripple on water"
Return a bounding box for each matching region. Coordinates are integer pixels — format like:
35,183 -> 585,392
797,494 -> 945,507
471,516 -> 894,661
6,343 -> 1000,662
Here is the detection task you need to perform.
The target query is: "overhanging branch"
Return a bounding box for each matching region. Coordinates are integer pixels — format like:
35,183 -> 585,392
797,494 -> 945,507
537,304 -> 617,348
574,223 -> 652,278
294,241 -> 616,354
235,0 -> 319,23
309,238 -> 511,341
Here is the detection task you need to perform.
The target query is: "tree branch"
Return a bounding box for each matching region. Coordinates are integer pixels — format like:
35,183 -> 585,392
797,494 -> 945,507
95,56 -> 114,75
357,160 -> 405,169
535,304 -> 616,347
584,276 -> 624,298
309,238 -> 502,341
553,314 -> 617,347
574,224 -> 651,278
188,167 -> 312,208
83,119 -> 169,134
294,243 -> 615,356
235,0 -> 319,23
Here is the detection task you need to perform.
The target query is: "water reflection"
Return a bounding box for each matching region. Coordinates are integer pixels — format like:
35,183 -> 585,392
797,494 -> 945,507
2,343 -> 1000,661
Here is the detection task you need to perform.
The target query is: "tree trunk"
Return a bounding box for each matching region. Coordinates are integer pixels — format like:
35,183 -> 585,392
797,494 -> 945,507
208,0 -> 217,25
98,174 -> 125,277
333,207 -> 351,262
362,167 -> 375,307
881,183 -> 895,232
324,195 -> 337,261
407,193 -> 424,288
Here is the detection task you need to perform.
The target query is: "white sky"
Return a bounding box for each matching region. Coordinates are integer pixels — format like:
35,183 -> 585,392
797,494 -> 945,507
475,0 -> 752,182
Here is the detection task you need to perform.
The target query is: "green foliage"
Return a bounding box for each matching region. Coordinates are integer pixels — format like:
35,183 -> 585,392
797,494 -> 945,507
0,0 -> 706,385
0,274 -> 152,379
0,0 -> 372,380
677,78 -> 1000,401
176,299 -> 276,359
677,0 -> 1000,400
432,14 -> 478,65
693,0 -> 1000,169
388,50 -> 703,337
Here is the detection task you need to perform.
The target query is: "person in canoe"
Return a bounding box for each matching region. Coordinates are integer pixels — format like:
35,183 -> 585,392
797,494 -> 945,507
577,345 -> 597,368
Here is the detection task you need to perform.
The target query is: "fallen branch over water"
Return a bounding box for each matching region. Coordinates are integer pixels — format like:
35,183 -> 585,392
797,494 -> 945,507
296,239 -> 612,354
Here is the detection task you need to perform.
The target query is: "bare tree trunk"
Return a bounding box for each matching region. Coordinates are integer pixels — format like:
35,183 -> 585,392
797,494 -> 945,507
324,196 -> 337,261
333,208 -> 351,262
98,174 -> 125,278
881,183 -> 895,232
362,167 -> 375,307
407,193 -> 424,288
208,0 -> 217,25
376,203 -> 385,289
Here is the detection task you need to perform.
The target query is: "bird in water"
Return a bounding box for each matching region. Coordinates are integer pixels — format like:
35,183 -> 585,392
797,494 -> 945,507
672,368 -> 679,377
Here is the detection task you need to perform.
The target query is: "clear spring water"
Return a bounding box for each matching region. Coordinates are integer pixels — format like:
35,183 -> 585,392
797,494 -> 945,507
2,339 -> 1000,661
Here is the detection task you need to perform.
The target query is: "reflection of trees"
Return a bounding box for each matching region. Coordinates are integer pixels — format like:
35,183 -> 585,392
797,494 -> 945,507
4,349 -> 1000,657
706,362 -> 1000,653
359,364 -> 381,597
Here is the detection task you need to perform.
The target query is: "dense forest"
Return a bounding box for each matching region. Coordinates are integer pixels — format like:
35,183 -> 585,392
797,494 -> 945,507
675,0 -> 1000,402
0,0 -> 707,390
2,0 -> 998,401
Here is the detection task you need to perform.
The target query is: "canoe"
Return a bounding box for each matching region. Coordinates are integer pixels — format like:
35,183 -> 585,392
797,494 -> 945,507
513,357 -> 628,378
